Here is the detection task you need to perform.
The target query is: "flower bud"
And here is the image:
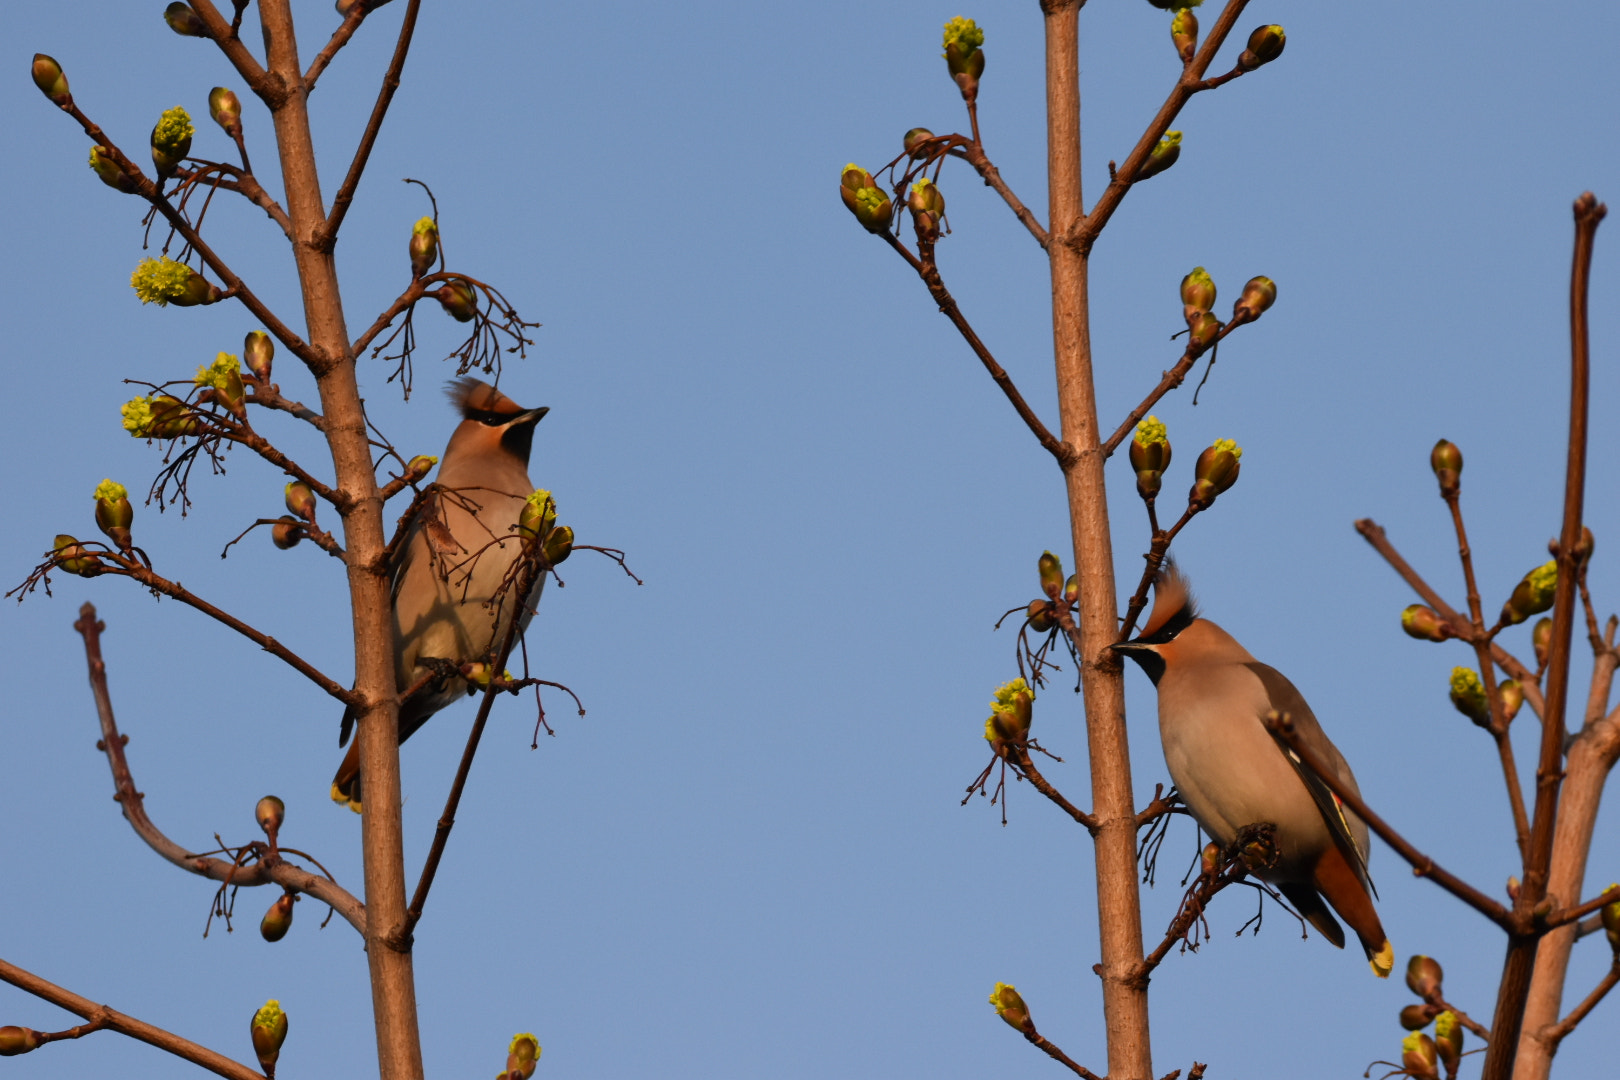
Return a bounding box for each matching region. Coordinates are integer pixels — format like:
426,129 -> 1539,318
942,17 -> 986,100
165,3 -> 208,38
1572,525 -> 1595,569
1597,884 -> 1620,951
150,106 -> 195,180
985,678 -> 1034,746
988,982 -> 1034,1035
53,535 -> 97,577
1136,131 -> 1181,181
1180,266 -> 1216,316
1189,438 -> 1242,509
1434,1011 -> 1464,1073
1400,605 -> 1452,642
404,454 -> 438,483
433,278 -> 478,322
94,479 -> 134,550
908,177 -> 945,219
284,481 -> 316,522
1501,559 -> 1557,625
1237,25 -> 1286,71
518,490 -> 557,540
131,256 -> 221,307
255,795 -> 285,835
409,216 -> 438,279
244,330 -> 274,383
148,395 -> 200,438
1430,439 -> 1462,497
1399,1003 -> 1439,1030
1405,954 -> 1444,998
1231,276 -> 1276,323
195,352 -> 246,412
1038,551 -> 1064,600
1507,875 -> 1521,902
1187,311 -> 1223,352
271,516 -> 304,550
1129,415 -> 1171,499
1063,574 -> 1079,603
1496,679 -> 1524,724
260,893 -> 294,942
88,145 -> 137,192
1533,617 -> 1553,668
1200,841 -> 1221,877
903,127 -> 935,158
541,523 -> 574,565
505,1033 -> 541,1080
1171,8 -> 1198,63
1026,599 -> 1055,634
1401,1031 -> 1439,1080
840,163 -> 893,234
250,1000 -> 288,1071
0,1026 -> 42,1056
1448,667 -> 1491,727
31,54 -> 71,107
209,87 -> 242,138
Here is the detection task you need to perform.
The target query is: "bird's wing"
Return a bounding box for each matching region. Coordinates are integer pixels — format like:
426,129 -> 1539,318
1246,662 -> 1378,900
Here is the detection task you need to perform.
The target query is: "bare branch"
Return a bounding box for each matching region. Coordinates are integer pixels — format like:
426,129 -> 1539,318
0,957 -> 265,1080
304,4 -> 369,89
183,0 -> 278,106
1537,960 -> 1620,1054
1545,885 -> 1620,931
957,142 -> 1049,247
1011,745 -> 1098,831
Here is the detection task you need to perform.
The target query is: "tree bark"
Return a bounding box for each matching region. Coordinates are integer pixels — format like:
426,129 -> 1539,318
1043,3 -> 1151,1077
256,3 -> 423,1078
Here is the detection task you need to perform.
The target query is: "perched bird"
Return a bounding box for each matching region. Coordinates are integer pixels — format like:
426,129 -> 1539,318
1113,564 -> 1393,977
331,378 -> 548,811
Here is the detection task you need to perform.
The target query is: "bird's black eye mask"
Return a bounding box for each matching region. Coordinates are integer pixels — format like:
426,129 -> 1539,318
1132,601 -> 1196,646
466,407 -> 512,426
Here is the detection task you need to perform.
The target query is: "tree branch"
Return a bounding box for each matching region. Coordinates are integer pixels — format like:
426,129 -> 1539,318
1011,745 -> 1098,831
1537,960 -> 1620,1055
73,605 -> 366,936
1099,314 -> 1258,460
0,957 -> 265,1080
304,4 -> 369,89
957,142 -> 1049,247
183,0 -> 279,106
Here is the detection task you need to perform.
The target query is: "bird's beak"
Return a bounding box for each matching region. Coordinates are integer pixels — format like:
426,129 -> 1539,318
1110,640 -> 1163,685
513,406 -> 549,426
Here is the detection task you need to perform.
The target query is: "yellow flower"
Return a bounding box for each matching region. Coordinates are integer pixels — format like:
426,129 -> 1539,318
1449,666 -> 1491,726
942,17 -> 985,56
130,256 -> 193,305
93,479 -> 128,503
1134,415 -> 1168,448
509,1033 -> 540,1060
195,351 -> 242,390
151,106 -> 194,157
1211,437 -> 1242,460
121,395 -> 155,437
413,216 -> 437,237
988,982 -> 1031,1031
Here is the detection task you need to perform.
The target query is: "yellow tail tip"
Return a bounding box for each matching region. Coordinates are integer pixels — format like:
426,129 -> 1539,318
1370,940 -> 1394,978
330,782 -> 362,814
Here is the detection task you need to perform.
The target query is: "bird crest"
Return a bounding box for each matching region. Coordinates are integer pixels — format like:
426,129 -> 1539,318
1136,560 -> 1199,644
447,377 -> 525,422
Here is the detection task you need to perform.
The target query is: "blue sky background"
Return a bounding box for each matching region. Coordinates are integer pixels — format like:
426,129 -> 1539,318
3,1 -> 1618,1077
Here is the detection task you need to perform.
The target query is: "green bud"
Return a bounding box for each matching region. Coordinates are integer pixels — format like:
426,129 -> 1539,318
164,3 -> 208,37
505,1034 -> 541,1080
988,982 -> 1034,1035
942,17 -> 986,100
284,481 -> 316,522
405,454 -> 438,482
1430,439 -> 1462,496
1400,604 -> 1452,643
1533,617 -> 1553,667
1038,551 -> 1064,600
1496,679 -> 1524,724
519,490 -> 557,540
244,330 -> 274,383
1434,1011 -> 1464,1073
271,516 -> 304,550
903,127 -> 935,158
1026,599 -> 1055,634
1572,525 -> 1595,569
260,893 -> 294,942
31,54 -> 71,107
840,164 -> 893,234
53,535 -> 97,577
1171,9 -> 1198,63
908,177 -> 946,218
1501,560 -> 1557,625
1231,276 -> 1276,323
1189,439 -> 1242,508
88,145 -> 136,192
1063,574 -> 1079,604
250,1000 -> 288,1071
1401,1032 -> 1439,1080
150,106 -> 195,181
255,795 -> 285,835
541,523 -> 574,566
1136,131 -> 1181,181
1187,310 -> 1223,352
94,479 -> 134,550
171,266 -> 223,306
208,87 -> 242,137
1200,841 -> 1220,877
434,278 -> 478,322
985,678 -> 1034,746
1600,884 -> 1620,951
0,1026 -> 42,1056
409,216 -> 438,279
1405,954 -> 1444,998
147,395 -> 200,438
1237,25 -> 1286,71
1448,667 -> 1491,727
1130,416 -> 1171,499
1399,1003 -> 1439,1031
1180,266 -> 1216,315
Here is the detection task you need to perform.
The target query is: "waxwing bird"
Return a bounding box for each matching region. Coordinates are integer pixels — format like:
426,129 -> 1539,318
331,378 -> 548,811
1113,564 -> 1393,977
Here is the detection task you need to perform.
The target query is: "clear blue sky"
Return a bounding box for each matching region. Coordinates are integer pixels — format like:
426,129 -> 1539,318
3,2 -> 1617,1077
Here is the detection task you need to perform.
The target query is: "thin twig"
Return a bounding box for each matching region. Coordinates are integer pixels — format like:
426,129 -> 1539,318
1543,884 -> 1620,930
1099,315 -> 1255,460
1537,960 -> 1620,1053
957,142 -> 1049,247
72,605 -> 365,935
1012,746 -> 1098,831
181,0 -> 278,105
304,4 -> 369,89
0,958 -> 265,1080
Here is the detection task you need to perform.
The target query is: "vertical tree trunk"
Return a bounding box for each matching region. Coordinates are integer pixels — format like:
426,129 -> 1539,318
257,3 -> 424,1078
1043,3 -> 1152,1077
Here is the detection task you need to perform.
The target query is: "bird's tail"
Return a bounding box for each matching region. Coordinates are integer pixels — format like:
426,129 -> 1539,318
1312,845 -> 1393,977
330,740 -> 363,813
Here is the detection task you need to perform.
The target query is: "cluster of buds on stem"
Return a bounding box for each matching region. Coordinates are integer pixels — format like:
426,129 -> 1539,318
122,393 -> 199,439
942,17 -> 986,102
1129,415 -> 1171,500
1179,267 -> 1222,350
1024,550 -> 1078,633
150,106 -> 194,181
1188,438 -> 1242,509
209,87 -> 243,140
1170,8 -> 1198,63
1237,25 -> 1286,72
1501,559 -> 1557,625
164,2 -> 208,37
519,489 -> 573,565
1137,130 -> 1181,181
130,256 -> 222,307
1400,604 -> 1454,643
839,164 -> 892,234
409,216 -> 439,279
244,330 -> 274,383
500,1033 -> 541,1080
249,1000 -> 288,1075
1430,439 -> 1462,497
908,177 -> 945,241
1448,667 -> 1491,727
434,277 -> 478,322
31,54 -> 72,108
94,479 -> 134,551
983,677 -> 1034,758
988,982 -> 1035,1035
